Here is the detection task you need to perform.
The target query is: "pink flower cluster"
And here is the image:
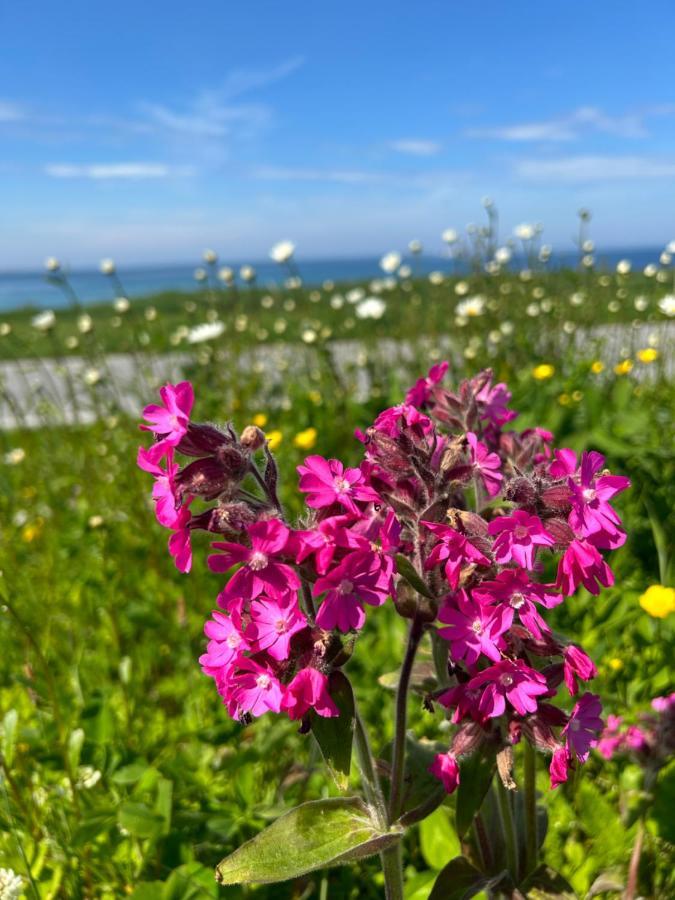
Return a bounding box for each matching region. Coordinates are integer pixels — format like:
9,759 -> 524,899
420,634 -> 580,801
596,693 -> 675,768
138,366 -> 629,792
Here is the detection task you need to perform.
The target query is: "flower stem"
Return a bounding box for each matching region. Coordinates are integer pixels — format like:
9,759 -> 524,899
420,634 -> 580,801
523,742 -> 538,877
388,614 -> 424,822
495,779 -> 519,883
625,817 -> 645,900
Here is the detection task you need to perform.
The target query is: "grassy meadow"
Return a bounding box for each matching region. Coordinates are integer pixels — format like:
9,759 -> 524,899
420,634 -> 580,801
0,241 -> 674,899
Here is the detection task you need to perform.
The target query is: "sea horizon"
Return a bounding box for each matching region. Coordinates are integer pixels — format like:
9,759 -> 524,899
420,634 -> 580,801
0,244 -> 670,312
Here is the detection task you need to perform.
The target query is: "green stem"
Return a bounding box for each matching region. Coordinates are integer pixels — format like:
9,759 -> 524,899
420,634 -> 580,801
388,614 -> 424,822
495,779 -> 519,883
523,743 -> 538,877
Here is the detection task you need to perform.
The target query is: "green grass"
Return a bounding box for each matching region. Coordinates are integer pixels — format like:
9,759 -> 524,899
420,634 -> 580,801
0,267 -> 673,899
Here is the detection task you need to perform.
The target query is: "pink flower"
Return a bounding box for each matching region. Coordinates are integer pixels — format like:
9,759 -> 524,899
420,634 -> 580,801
488,510 -> 555,570
563,645 -> 597,696
549,747 -> 570,788
429,751 -> 461,794
137,446 -> 181,527
562,693 -> 603,762
368,404 -> 434,440
625,725 -> 649,753
297,456 -> 379,514
422,522 -> 490,589
140,381 -> 194,451
229,658 -> 284,718
467,432 -> 503,498
199,612 -> 249,677
291,515 -> 368,574
406,361 -> 449,408
437,682 -> 485,724
475,378 -> 518,428
474,569 -> 562,640
314,551 -> 389,632
437,590 -> 510,666
247,596 -> 307,661
468,659 -> 549,719
209,519 -> 300,609
281,669 -> 339,720
596,715 -> 624,760
556,539 -> 614,596
168,505 -> 192,573
652,693 -> 675,713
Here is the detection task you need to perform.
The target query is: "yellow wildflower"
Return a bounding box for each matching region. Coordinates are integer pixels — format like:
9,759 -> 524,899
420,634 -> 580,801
252,413 -> 268,428
590,361 -> 604,374
614,359 -> 633,375
608,658 -> 624,672
308,390 -> 322,405
293,427 -> 318,451
639,584 -> 675,619
532,364 -> 555,380
636,348 -> 659,364
558,393 -> 571,406
21,520 -> 43,543
571,390 -> 583,402
265,430 -> 283,451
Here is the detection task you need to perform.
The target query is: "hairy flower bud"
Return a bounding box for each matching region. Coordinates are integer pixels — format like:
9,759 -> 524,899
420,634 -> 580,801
176,422 -> 236,457
240,425 -> 266,451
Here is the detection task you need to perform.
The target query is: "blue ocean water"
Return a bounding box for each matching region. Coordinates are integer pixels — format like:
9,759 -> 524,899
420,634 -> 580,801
0,247 -> 667,312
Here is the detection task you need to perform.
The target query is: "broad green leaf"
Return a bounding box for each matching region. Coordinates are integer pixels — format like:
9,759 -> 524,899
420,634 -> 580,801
419,806 -> 461,870
455,747 -> 496,838
310,671 -> 354,791
118,801 -> 165,839
382,735 -> 446,822
429,857 -> 506,900
112,761 -> 151,785
396,554 -> 435,599
649,759 -> 675,844
215,797 -> 402,885
520,864 -> 576,899
155,777 -> 173,836
163,863 -> 219,899
429,627 -> 451,687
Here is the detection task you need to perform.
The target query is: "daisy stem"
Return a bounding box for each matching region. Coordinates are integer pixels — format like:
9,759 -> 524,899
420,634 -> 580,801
523,742 -> 538,877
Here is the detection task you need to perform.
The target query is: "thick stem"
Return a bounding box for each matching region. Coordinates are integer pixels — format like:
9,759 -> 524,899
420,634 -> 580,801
388,614 -> 424,822
473,811 -> 493,874
523,742 -> 538,877
625,818 -> 645,900
495,779 -> 519,883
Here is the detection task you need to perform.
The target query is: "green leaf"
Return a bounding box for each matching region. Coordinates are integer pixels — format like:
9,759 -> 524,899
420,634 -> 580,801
310,671 -> 354,791
163,863 -> 219,899
382,735 -> 446,822
396,554 -> 435,599
455,747 -> 496,838
419,806 -> 461,870
429,857 -> 506,900
215,797 -> 402,885
118,801 -> 165,839
112,761 -> 150,785
649,759 -> 675,844
1,709 -> 18,767
155,777 -> 173,836
520,864 -> 577,899
68,728 -> 85,772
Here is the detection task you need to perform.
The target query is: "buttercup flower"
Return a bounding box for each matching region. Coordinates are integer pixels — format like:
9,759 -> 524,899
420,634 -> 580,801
639,584 -> 675,618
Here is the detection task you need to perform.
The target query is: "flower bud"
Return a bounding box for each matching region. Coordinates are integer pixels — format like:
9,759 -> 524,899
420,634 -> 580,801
451,720 -> 485,756
176,422 -> 236,457
240,425 -> 266,451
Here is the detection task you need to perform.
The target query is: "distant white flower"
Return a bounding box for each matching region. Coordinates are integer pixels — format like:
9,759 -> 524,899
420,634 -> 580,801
488,329 -> 501,344
494,247 -> 512,265
78,765 -> 102,789
665,240 -> 675,254
658,295 -> 675,316
65,336 -> 79,349
83,368 -> 101,386
100,258 -> 115,275
500,321 -> 514,335
4,448 -> 25,465
193,267 -> 207,282
570,292 -> 585,307
563,321 -> 576,334
369,279 -> 384,293
428,271 -> 444,285
77,314 -> 93,334
519,269 -> 533,281
0,323 -> 11,337
203,248 -> 218,264
31,310 -> 56,331
634,296 -> 648,311
187,321 -> 225,344
514,223 -> 535,241
455,295 -> 485,318
380,252 -> 401,274
644,264 -> 658,277
539,244 -> 552,262
660,251 -> 672,267
382,276 -> 397,290
355,297 -> 387,319
616,259 -> 631,275
301,328 -> 318,343
240,265 -> 256,283
88,515 -> 104,529
608,300 -> 620,313
144,306 -> 157,322
526,303 -> 540,317
44,257 -> 60,273
113,297 -> 130,313
582,254 -> 594,268
454,280 -> 469,295
270,240 -> 295,264
330,296 -> 344,309
582,240 -> 595,253
346,287 -> 365,304
442,228 -> 459,245
218,266 -> 234,284
398,264 -> 412,279
0,867 -> 23,900
408,239 -> 422,254
484,261 -> 499,275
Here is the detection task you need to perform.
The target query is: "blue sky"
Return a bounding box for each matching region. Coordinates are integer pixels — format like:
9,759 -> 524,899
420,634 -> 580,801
2,0 -> 675,269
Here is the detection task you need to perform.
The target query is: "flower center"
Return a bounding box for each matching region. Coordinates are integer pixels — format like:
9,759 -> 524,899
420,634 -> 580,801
226,633 -> 241,649
500,674 -> 514,687
514,525 -> 529,540
582,487 -> 596,502
256,674 -> 271,689
510,592 -> 525,609
274,617 -> 288,634
333,476 -> 351,493
339,579 -> 354,595
249,551 -> 268,571
471,618 -> 483,634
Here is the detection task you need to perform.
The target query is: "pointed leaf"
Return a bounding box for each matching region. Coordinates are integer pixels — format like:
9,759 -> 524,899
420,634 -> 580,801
215,797 -> 402,885
310,671 -> 354,791
455,747 -> 496,838
381,735 -> 447,822
419,806 -> 461,870
520,864 -> 576,899
396,554 -> 435,599
429,857 -> 506,900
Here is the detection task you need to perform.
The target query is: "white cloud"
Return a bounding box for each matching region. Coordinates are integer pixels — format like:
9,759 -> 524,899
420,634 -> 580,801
44,163 -> 196,179
388,139 -> 442,156
465,106 -> 654,142
253,165 -> 391,185
515,155 -> 675,182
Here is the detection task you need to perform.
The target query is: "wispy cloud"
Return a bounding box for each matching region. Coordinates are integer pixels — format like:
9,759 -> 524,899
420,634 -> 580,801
387,139 -> 442,156
253,165 -> 391,185
44,163 -> 196,179
465,106 -> 663,142
515,155 -> 675,182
